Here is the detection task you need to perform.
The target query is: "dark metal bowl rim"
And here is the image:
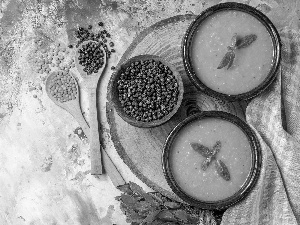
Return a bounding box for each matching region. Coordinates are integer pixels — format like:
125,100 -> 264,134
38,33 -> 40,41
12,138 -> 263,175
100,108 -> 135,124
162,111 -> 262,210
182,2 -> 281,101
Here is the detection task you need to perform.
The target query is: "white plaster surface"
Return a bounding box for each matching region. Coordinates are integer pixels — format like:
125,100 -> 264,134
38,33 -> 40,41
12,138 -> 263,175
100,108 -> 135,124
0,0 -> 298,224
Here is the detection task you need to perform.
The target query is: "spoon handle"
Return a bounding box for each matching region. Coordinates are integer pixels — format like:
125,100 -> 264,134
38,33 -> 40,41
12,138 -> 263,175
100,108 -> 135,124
88,87 -> 103,175
72,103 -> 126,186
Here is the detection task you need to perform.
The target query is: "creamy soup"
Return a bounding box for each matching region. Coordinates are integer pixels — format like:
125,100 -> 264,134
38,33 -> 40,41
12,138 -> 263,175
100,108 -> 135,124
191,10 -> 274,95
169,117 -> 252,201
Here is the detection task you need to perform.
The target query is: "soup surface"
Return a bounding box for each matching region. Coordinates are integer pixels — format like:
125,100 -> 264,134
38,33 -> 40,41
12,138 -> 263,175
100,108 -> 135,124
191,10 -> 274,95
169,117 -> 252,201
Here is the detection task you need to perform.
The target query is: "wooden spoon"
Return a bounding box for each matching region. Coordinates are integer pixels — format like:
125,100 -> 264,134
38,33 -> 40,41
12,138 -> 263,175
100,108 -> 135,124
75,41 -> 107,175
45,71 -> 126,187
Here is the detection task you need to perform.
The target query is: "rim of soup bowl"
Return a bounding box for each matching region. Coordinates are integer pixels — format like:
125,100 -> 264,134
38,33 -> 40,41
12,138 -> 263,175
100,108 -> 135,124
162,111 -> 262,210
182,2 -> 281,101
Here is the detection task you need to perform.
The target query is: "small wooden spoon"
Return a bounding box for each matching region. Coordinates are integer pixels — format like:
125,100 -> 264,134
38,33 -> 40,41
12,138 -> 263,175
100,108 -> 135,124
45,72 -> 126,186
75,41 -> 107,175
45,71 -> 89,135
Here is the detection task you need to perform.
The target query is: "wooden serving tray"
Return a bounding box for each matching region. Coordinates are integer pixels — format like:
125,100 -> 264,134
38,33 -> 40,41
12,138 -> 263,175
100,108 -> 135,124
106,14 -> 246,201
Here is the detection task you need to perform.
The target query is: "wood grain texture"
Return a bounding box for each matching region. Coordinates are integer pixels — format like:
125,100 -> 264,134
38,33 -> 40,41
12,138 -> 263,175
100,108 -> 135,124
106,15 -> 246,202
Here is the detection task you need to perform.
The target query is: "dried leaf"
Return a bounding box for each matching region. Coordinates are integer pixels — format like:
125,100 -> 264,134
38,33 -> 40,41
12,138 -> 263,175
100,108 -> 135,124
173,209 -> 189,223
164,201 -> 181,209
141,209 -> 161,224
200,141 -> 222,171
226,51 -> 235,69
211,141 -> 221,155
217,51 -> 235,70
117,183 -> 133,195
236,34 -> 257,49
215,160 -> 231,181
230,33 -> 238,48
201,157 -> 212,171
190,143 -> 212,158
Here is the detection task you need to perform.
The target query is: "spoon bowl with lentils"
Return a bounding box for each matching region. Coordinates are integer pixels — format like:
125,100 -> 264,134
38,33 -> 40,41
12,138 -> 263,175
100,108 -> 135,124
109,54 -> 184,128
45,71 -> 90,134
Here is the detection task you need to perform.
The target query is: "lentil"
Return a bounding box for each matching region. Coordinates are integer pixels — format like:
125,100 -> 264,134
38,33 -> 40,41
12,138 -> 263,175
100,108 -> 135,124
48,71 -> 78,103
117,59 -> 179,122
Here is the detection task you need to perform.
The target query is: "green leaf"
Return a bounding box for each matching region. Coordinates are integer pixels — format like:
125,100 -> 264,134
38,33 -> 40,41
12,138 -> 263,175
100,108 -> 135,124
129,181 -> 145,196
148,192 -> 165,204
129,182 -> 159,207
151,221 -> 164,225
135,201 -> 153,213
157,210 -> 177,222
122,204 -> 144,223
141,209 -> 161,224
173,209 -> 189,223
117,183 -> 133,195
236,34 -> 257,49
217,51 -> 235,70
120,194 -> 138,206
115,196 -> 122,201
164,201 -> 181,209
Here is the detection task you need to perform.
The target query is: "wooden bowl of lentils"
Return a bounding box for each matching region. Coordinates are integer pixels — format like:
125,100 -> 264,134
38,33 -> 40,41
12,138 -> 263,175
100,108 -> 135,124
109,55 -> 184,128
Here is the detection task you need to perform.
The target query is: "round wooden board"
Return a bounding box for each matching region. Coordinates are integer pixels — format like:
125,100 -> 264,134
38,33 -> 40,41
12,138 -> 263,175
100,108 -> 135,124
106,14 -> 246,202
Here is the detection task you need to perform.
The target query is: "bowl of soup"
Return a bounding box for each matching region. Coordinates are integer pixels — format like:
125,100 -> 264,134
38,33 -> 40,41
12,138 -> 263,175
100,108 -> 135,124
162,111 -> 261,209
182,2 -> 281,101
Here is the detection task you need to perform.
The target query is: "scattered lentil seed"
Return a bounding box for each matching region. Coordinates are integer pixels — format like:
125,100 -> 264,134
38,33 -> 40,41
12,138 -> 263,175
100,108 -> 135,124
98,22 -> 104,26
111,66 -> 115,70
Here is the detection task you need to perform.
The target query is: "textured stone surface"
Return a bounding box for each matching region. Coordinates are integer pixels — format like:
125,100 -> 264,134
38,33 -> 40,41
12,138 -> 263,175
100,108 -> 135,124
0,0 -> 299,224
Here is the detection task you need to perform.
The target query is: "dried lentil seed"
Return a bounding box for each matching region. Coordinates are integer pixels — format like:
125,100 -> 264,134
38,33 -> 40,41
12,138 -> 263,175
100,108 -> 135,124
49,71 -> 77,102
